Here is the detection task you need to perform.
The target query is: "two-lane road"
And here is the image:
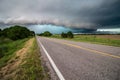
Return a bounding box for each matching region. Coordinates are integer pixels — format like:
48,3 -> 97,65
37,37 -> 120,80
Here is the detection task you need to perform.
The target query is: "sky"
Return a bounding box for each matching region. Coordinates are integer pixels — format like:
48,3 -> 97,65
0,0 -> 120,33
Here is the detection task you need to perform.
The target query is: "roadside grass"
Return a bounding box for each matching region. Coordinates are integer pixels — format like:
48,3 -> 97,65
0,37 -> 13,45
14,38 -> 48,80
0,38 -> 29,68
50,34 -> 120,47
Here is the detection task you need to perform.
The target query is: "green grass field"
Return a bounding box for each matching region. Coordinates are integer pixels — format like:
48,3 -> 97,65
50,34 -> 120,47
0,37 -> 28,68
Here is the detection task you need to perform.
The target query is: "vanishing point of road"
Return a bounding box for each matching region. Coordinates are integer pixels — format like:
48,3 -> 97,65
37,36 -> 120,80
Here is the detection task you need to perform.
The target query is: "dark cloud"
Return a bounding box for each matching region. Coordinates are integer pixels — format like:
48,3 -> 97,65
93,0 -> 120,27
74,0 -> 120,28
0,0 -> 120,29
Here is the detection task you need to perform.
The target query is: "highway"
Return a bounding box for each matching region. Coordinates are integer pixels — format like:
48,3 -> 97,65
37,36 -> 120,80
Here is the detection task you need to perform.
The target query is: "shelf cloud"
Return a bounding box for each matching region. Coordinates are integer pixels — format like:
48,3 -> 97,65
0,0 -> 120,29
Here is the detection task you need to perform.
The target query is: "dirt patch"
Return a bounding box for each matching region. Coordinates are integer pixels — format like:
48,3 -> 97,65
0,38 -> 34,80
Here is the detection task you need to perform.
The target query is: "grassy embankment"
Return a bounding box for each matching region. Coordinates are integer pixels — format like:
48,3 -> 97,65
14,38 -> 48,80
0,37 -> 28,68
0,38 -> 48,80
51,34 -> 120,47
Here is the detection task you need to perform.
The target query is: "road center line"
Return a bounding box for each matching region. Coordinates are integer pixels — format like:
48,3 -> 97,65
62,42 -> 120,59
37,37 -> 65,80
46,38 -> 120,59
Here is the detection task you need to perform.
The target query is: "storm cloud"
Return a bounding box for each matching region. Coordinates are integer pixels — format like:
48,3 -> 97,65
0,0 -> 120,29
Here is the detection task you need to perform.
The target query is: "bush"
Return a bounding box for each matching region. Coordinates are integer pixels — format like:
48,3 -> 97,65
61,31 -> 74,38
67,31 -> 74,38
0,45 -> 8,58
30,31 -> 35,36
61,32 -> 67,38
43,31 -> 52,37
38,33 -> 44,36
0,37 -> 12,44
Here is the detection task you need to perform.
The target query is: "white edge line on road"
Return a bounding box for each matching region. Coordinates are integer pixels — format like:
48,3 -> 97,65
37,37 -> 65,80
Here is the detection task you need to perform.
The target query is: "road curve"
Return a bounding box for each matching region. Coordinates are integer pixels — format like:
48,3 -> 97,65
37,36 -> 120,80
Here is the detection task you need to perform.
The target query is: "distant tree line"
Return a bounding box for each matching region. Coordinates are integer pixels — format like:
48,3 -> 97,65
0,25 -> 35,40
38,31 -> 74,38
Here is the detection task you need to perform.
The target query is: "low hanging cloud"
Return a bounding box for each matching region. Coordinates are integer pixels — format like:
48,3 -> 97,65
0,0 -> 120,29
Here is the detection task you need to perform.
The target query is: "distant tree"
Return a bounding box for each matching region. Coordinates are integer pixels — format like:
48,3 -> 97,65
39,33 -> 44,36
67,31 -> 74,38
30,31 -> 35,36
61,32 -> 67,38
43,31 -> 52,37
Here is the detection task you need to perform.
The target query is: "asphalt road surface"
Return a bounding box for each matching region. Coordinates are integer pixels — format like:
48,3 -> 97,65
37,36 -> 120,80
